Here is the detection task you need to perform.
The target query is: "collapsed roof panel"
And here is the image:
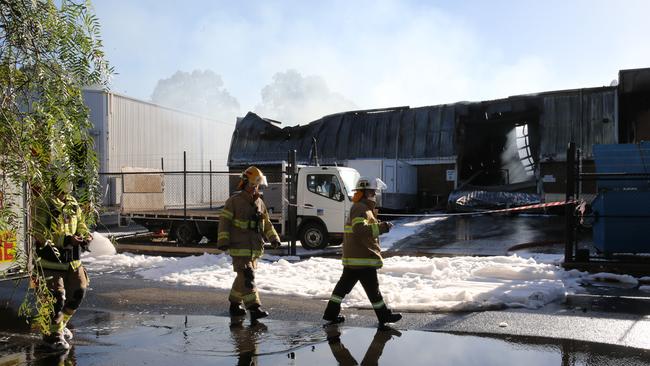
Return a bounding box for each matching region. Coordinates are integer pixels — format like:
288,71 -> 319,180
228,86 -> 619,167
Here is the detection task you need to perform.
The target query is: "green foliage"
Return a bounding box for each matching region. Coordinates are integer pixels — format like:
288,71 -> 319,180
0,0 -> 112,332
18,263 -> 55,335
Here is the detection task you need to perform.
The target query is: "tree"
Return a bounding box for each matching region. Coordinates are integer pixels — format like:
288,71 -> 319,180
151,69 -> 240,123
0,0 -> 112,332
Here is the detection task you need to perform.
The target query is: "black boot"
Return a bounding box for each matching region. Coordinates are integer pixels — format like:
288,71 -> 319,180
229,302 -> 246,317
323,301 -> 344,324
248,304 -> 269,321
376,306 -> 402,325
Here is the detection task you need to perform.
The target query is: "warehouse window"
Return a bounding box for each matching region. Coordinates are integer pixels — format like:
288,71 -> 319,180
307,174 -> 344,201
516,124 -> 535,176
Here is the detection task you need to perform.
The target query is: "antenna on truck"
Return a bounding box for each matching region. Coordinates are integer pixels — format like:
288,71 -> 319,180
309,137 -> 320,166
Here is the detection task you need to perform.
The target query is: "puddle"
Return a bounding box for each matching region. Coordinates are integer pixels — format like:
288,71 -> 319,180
389,215 -> 592,256
1,312 -> 650,365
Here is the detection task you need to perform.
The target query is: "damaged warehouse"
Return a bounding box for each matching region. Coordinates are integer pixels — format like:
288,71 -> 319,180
228,68 -> 650,211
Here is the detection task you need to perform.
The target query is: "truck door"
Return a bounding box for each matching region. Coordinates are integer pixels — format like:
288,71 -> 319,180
301,173 -> 346,233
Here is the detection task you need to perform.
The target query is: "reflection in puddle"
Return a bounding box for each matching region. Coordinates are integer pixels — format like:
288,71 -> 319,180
391,215 -> 587,256
1,312 -> 650,365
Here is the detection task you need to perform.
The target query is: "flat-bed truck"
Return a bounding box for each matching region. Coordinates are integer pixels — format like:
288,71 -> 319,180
120,165 -> 361,250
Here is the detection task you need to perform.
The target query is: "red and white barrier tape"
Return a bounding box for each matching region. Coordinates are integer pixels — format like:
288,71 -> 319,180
378,200 -> 578,218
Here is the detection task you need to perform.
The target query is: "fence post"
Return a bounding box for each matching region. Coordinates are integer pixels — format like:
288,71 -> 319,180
288,150 -> 298,256
565,142 -> 576,263
209,160 -> 212,210
183,151 -> 187,222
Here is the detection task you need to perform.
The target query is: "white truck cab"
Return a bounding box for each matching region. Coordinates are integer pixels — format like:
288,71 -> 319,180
295,166 -> 359,249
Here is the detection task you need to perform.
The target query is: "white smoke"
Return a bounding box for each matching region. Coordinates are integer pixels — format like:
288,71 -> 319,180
151,70 -> 240,124
501,127 -> 534,185
254,70 -> 357,125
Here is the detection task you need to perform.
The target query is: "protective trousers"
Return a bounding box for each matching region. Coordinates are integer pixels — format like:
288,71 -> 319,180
43,266 -> 89,337
229,257 -> 261,308
323,267 -> 392,322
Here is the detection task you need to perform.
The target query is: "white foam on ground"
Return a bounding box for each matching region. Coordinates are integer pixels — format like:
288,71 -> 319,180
85,250 -> 590,312
509,251 -> 564,265
83,252 -> 170,272
639,286 -> 650,293
585,272 -> 639,286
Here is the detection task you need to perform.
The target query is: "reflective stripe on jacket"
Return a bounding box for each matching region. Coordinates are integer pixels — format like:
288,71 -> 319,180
217,190 -> 279,258
342,198 -> 387,268
32,194 -> 90,269
38,258 -> 82,271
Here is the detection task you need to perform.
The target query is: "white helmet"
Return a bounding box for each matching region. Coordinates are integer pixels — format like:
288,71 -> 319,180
353,177 -> 388,191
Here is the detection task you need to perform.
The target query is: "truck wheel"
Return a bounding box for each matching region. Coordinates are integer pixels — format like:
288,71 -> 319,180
173,222 -> 199,245
299,222 -> 329,250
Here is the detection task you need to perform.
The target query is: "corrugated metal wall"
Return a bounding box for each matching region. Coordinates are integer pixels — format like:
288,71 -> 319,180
84,90 -> 235,207
539,88 -> 617,159
84,91 -> 234,172
108,94 -> 231,171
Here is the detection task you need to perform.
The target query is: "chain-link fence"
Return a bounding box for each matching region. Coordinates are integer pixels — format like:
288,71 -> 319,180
98,167 -> 286,220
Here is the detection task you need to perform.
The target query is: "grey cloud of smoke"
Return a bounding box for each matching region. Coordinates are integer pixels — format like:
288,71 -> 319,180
254,70 -> 357,125
151,70 -> 240,124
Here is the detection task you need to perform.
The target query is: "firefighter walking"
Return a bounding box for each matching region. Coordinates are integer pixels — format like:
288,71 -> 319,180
322,177 -> 402,326
32,184 -> 93,351
217,166 -> 281,322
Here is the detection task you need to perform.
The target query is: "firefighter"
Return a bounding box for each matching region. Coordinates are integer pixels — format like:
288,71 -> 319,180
322,177 -> 402,326
217,166 -> 281,322
32,182 -> 92,351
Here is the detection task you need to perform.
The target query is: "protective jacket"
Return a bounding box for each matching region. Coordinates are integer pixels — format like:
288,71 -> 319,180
342,198 -> 390,268
32,194 -> 90,271
217,190 -> 279,258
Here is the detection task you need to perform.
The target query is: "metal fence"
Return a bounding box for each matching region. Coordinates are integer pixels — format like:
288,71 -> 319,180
98,163 -> 285,218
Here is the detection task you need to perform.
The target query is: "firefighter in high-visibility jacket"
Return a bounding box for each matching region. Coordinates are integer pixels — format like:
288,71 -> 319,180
32,184 -> 92,351
217,166 -> 281,321
323,177 -> 402,325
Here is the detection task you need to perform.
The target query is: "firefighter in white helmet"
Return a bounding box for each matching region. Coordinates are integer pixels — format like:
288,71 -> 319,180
217,166 -> 281,322
322,177 -> 402,326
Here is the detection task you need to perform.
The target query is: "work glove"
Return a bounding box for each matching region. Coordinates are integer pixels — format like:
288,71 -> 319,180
72,234 -> 93,252
379,221 -> 394,234
270,239 -> 282,249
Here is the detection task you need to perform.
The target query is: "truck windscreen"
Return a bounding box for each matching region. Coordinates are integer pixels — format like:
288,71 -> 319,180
339,169 -> 360,198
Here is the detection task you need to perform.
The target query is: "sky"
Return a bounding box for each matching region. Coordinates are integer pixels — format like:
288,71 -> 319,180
91,0 -> 650,125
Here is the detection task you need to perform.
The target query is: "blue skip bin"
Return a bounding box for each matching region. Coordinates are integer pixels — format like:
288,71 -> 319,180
591,191 -> 650,254
591,143 -> 650,255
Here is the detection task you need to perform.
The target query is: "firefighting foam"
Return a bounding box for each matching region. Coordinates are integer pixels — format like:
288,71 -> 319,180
83,251 -> 588,312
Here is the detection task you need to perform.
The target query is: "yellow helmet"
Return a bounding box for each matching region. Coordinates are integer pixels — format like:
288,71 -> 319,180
238,166 -> 268,189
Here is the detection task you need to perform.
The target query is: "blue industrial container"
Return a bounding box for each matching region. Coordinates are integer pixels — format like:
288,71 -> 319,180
591,191 -> 650,254
593,142 -> 650,190
591,143 -> 650,254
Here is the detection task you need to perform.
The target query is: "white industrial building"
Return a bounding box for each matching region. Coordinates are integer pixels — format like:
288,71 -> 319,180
82,89 -> 234,209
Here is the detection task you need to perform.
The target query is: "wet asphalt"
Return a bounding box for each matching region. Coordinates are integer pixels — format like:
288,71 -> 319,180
2,215 -> 650,364
387,214 -> 593,256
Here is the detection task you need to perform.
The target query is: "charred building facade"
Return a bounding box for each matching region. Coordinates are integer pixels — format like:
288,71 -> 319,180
228,68 -> 650,210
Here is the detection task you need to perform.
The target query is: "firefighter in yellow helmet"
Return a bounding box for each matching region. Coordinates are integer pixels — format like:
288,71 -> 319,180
322,177 -> 402,326
217,166 -> 281,322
